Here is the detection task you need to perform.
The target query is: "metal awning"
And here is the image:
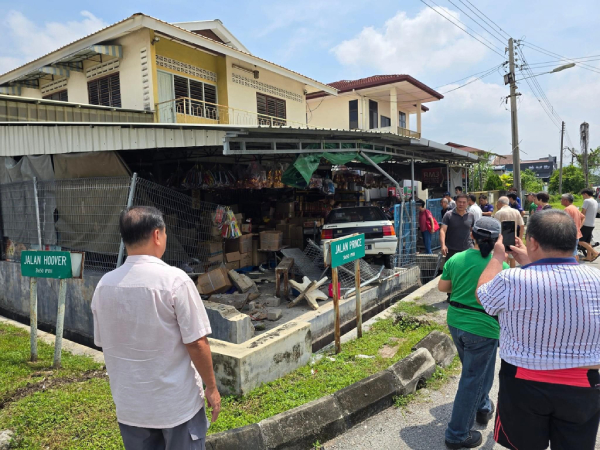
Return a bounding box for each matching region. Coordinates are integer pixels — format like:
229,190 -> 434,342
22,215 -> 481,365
2,45 -> 123,88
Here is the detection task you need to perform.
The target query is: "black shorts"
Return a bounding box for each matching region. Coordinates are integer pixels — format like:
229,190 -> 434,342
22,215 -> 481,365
581,225 -> 595,244
495,360 -> 600,450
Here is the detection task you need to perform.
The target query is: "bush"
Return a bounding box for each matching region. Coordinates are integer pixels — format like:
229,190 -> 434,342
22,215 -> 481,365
549,165 -> 585,194
483,173 -> 503,190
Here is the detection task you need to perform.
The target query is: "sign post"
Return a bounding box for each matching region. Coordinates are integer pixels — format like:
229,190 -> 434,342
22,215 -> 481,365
21,251 -> 84,368
326,234 -> 365,353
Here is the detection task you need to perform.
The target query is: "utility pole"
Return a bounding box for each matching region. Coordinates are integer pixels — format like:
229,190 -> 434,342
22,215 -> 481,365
581,122 -> 590,188
559,121 -> 565,195
508,38 -> 522,196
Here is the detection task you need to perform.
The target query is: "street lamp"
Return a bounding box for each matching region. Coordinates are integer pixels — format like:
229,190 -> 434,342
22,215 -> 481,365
517,63 -> 576,81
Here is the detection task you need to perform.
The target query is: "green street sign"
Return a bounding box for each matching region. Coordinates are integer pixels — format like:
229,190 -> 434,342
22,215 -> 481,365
330,234 -> 365,268
21,251 -> 73,279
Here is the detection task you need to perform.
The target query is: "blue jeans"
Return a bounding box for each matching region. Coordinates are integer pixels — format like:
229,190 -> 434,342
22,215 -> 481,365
445,326 -> 498,444
421,230 -> 432,254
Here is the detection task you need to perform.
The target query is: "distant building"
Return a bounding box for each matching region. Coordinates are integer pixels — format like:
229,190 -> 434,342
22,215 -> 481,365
492,155 -> 557,181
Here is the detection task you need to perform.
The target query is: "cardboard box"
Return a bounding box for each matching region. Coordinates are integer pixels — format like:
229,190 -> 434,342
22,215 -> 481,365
239,252 -> 252,268
199,241 -> 223,256
202,253 -> 223,271
252,239 -> 268,266
241,224 -> 252,234
225,251 -> 241,262
225,261 -> 240,271
196,267 -> 232,295
224,234 -> 253,254
210,226 -> 223,238
260,231 -> 283,250
234,213 -> 243,224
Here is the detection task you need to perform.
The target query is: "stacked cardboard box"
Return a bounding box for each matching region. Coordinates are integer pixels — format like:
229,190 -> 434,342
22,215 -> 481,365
196,267 -> 232,295
224,234 -> 253,269
199,238 -> 223,271
276,223 -> 304,249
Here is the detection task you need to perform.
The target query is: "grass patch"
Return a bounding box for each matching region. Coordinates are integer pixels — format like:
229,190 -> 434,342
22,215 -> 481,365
0,302 -> 454,447
549,194 -> 583,210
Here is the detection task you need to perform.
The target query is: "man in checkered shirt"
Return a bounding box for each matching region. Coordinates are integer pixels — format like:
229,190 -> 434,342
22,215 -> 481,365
476,209 -> 600,450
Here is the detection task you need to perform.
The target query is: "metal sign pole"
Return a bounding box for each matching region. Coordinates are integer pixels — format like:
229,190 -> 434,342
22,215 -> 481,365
332,265 -> 341,354
30,177 -> 42,362
355,259 -> 362,338
53,278 -> 68,369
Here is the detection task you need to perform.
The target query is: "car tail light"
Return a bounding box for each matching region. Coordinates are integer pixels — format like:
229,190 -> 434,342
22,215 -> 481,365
321,229 -> 334,240
383,225 -> 395,236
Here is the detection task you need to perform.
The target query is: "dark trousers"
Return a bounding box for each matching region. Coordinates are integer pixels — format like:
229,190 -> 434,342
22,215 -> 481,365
495,361 -> 600,450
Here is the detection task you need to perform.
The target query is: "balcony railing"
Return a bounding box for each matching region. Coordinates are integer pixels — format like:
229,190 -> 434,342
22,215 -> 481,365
398,127 -> 421,139
0,95 -> 154,123
155,97 -> 309,128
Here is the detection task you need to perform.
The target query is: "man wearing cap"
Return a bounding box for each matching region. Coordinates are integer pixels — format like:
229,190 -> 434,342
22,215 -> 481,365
444,192 -> 457,211
477,210 -> 600,450
439,217 -> 508,449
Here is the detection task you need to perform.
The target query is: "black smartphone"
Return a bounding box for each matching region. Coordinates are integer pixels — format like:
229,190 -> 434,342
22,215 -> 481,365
501,221 -> 516,250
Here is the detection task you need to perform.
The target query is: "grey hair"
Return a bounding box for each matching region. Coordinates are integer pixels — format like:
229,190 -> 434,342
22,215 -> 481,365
562,193 -> 574,203
441,198 -> 449,205
498,196 -> 509,205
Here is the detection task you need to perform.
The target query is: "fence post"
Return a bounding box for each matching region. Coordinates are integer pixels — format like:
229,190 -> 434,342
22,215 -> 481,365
30,177 -> 42,362
53,278 -> 67,368
117,173 -> 138,268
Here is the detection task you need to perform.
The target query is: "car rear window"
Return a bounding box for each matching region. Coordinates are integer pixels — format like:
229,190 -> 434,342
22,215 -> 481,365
325,207 -> 387,224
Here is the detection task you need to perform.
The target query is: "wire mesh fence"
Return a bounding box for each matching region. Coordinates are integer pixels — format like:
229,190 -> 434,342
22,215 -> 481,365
0,176 -> 230,274
393,201 -> 417,268
416,253 -> 443,284
426,198 -> 443,252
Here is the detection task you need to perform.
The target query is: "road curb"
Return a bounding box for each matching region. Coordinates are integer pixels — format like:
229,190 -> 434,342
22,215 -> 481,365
207,333 -> 455,450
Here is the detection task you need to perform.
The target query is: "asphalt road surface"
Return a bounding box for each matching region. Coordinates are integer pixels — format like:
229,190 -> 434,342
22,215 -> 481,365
324,221 -> 600,450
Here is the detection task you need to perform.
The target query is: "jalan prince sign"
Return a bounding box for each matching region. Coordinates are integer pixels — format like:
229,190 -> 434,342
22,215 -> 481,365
330,234 -> 365,268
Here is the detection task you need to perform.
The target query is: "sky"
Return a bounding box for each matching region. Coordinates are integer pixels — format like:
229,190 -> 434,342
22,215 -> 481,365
0,0 -> 599,161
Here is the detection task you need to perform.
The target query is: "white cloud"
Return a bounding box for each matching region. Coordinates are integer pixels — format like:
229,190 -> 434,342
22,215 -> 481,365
332,7 -> 489,76
0,11 -> 108,75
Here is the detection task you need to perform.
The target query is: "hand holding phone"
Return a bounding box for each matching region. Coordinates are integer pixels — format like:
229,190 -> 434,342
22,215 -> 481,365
501,221 -> 516,251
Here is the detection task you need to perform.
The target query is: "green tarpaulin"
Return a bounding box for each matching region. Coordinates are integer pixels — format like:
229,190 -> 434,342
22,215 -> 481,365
281,152 -> 392,187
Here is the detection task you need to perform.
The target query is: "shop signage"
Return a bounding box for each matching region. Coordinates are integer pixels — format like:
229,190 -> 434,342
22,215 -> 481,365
330,234 -> 365,268
21,251 -> 73,279
422,167 -> 445,185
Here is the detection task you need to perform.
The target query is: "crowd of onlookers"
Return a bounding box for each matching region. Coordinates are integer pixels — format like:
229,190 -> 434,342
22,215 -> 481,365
416,187 -> 600,449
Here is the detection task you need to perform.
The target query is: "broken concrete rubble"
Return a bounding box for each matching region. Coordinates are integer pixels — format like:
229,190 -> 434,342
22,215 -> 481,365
268,309 -> 283,321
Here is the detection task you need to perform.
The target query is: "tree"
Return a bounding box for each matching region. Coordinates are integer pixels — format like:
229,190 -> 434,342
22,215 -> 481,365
483,173 -> 503,190
549,165 -> 585,194
521,169 -> 544,193
500,173 -> 513,190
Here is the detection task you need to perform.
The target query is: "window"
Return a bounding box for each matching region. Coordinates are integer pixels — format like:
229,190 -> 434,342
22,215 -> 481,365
173,75 -> 218,119
43,90 -> 68,102
399,111 -> 406,129
369,100 -> 378,129
256,93 -> 286,126
87,73 -> 121,107
381,116 -> 391,127
349,99 -> 358,129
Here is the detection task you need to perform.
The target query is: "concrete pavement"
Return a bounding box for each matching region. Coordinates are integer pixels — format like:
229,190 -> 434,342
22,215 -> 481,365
325,221 -> 600,449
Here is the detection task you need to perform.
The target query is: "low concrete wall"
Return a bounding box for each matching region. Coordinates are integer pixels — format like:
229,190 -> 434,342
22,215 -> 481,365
204,301 -> 254,344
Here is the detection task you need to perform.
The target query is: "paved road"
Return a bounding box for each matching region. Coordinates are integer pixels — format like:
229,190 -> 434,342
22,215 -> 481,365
325,222 -> 600,449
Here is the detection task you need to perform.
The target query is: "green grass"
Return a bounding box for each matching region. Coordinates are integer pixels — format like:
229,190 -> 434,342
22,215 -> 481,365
0,302 -> 452,448
549,194 -> 584,210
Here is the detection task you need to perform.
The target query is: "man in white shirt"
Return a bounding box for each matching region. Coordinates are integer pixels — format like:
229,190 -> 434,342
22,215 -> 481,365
467,194 -> 483,222
581,188 -> 599,261
444,192 -> 456,210
92,206 -> 220,449
476,210 -> 600,450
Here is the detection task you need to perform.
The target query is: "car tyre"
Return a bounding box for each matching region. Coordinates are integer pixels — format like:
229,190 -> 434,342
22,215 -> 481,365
383,255 -> 394,269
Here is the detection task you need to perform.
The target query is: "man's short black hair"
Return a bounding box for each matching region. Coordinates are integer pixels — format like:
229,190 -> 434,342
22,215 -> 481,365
455,186 -> 463,192
581,188 -> 594,196
527,209 -> 577,253
479,194 -> 488,200
507,192 -> 518,200
456,194 -> 469,202
536,192 -> 550,203
468,194 -> 477,202
416,200 -> 425,207
119,206 -> 166,247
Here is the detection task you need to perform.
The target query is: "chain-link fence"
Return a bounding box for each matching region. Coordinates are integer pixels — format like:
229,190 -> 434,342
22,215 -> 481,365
426,198 -> 443,252
393,201 -> 417,268
1,176 -> 229,273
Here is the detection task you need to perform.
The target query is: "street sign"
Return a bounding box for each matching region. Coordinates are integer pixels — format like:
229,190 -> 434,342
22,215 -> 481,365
21,251 -> 73,279
330,234 -> 365,268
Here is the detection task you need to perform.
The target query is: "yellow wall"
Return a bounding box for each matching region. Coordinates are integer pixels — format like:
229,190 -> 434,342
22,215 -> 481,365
153,37 -> 228,116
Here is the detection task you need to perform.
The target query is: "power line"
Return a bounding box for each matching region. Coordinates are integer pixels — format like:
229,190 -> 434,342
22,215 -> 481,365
456,0 -> 512,40
521,41 -> 600,75
524,54 -> 600,67
417,0 -> 506,58
444,0 -> 506,46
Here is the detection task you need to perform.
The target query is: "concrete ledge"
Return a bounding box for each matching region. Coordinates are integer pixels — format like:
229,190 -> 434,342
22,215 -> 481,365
207,331 -> 455,449
389,348 -> 437,395
334,369 -> 399,428
412,330 -> 456,368
259,395 -> 347,450
204,301 -> 254,344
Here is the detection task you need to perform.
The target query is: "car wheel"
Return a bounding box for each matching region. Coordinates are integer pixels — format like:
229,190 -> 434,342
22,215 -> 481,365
383,255 -> 394,269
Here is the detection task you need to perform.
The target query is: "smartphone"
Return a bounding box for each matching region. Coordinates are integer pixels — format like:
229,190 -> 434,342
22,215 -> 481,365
501,221 -> 516,250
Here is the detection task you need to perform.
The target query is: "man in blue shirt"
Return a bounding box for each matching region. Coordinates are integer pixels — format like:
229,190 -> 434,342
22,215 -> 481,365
507,193 -> 524,217
479,194 -> 494,217
508,188 -> 522,208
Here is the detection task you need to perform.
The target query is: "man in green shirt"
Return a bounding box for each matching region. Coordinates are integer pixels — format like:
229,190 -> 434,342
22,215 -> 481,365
527,193 -> 538,216
439,217 -> 509,449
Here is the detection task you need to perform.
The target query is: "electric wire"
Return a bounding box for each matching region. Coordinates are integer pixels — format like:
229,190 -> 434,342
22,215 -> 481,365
417,0 -> 506,58
521,42 -> 600,75
456,0 -> 512,40
444,0 -> 506,46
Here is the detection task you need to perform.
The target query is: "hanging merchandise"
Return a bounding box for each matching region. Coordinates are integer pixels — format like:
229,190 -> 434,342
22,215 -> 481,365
183,164 -> 203,189
243,161 -> 267,189
309,174 -> 323,190
212,206 -> 242,239
323,177 -> 335,195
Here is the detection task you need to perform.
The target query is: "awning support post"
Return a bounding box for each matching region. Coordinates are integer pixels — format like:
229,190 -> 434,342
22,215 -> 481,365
358,151 -> 400,194
411,159 -> 415,200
